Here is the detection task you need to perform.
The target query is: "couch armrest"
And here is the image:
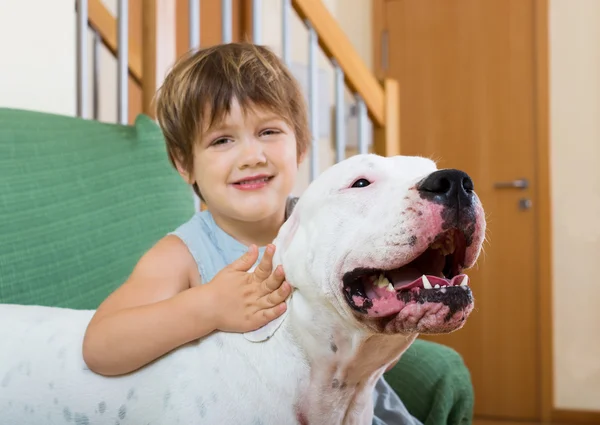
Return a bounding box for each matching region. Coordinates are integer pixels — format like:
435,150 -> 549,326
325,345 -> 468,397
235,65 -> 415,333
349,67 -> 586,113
384,339 -> 474,425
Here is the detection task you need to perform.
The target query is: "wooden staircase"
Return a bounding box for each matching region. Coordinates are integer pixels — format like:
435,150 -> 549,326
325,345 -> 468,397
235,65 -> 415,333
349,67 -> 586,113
85,0 -> 400,159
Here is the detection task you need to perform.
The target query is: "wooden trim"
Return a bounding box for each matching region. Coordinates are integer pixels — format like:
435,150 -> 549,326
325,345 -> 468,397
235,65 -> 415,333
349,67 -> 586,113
142,0 -> 177,118
373,78 -> 400,157
552,409 -> 600,424
292,0 -> 385,127
88,0 -> 143,84
241,0 -> 254,43
533,0 -> 553,421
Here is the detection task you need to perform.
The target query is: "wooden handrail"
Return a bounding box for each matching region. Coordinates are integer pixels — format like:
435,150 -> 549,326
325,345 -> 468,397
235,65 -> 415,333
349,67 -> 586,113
88,0 -> 143,84
292,0 -> 385,127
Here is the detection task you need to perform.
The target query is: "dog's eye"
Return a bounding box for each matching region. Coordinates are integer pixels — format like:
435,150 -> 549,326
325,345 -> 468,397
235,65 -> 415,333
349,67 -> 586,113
351,178 -> 371,188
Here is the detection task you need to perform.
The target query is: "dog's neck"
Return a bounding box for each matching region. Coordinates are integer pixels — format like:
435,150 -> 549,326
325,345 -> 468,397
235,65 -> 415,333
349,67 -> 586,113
285,291 -> 417,425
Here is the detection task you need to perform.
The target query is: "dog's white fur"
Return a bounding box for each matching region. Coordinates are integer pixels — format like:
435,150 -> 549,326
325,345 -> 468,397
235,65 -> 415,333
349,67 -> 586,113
0,154 -> 486,425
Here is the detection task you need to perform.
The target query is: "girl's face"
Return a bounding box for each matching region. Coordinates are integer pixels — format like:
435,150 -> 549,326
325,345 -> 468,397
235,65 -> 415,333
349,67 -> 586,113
180,98 -> 303,227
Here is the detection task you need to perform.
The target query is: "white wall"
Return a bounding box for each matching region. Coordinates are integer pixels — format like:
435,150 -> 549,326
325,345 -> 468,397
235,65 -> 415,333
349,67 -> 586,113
0,1 -> 76,116
549,0 -> 600,412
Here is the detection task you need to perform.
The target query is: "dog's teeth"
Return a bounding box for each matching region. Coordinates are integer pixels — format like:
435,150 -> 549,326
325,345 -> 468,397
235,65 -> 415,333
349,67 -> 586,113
440,287 -> 447,293
422,275 -> 432,289
386,283 -> 395,292
375,274 -> 390,288
447,236 -> 455,254
460,275 -> 469,286
434,284 -> 440,289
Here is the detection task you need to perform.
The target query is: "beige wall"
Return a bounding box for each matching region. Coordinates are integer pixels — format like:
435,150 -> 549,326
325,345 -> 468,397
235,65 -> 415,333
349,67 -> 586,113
0,1 -> 75,116
549,0 -> 600,412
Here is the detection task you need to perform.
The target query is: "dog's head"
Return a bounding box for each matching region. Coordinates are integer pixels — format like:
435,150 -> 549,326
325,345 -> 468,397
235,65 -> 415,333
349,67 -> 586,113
272,154 -> 486,337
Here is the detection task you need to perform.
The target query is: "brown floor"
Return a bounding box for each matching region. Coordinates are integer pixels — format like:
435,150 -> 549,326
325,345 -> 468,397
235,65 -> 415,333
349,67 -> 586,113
474,420 -> 577,425
474,421 -> 542,425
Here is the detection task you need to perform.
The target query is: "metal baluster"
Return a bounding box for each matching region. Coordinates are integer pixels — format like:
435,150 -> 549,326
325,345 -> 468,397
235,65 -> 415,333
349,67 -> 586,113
76,0 -> 88,118
307,21 -> 318,181
334,62 -> 345,163
189,0 -> 200,51
252,0 -> 261,44
356,95 -> 369,155
281,0 -> 291,66
222,0 -> 232,43
117,0 -> 128,125
93,29 -> 100,120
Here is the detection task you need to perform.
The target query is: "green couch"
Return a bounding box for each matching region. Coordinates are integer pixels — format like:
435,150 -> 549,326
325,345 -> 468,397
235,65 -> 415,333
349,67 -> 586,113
0,107 -> 474,424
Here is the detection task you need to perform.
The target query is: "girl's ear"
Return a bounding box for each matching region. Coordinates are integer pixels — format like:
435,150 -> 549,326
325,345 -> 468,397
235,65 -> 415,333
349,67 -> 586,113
297,148 -> 307,165
174,159 -> 195,185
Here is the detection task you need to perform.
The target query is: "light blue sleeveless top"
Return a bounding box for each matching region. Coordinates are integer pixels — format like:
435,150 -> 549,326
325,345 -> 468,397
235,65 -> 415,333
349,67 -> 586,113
169,210 -> 267,283
168,206 -> 422,425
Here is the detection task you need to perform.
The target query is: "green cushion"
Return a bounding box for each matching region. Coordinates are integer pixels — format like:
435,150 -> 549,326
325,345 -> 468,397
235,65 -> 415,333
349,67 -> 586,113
0,108 -> 195,309
385,338 -> 474,424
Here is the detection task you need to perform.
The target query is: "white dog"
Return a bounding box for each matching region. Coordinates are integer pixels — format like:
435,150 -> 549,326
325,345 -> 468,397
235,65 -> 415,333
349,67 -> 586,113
0,154 -> 486,425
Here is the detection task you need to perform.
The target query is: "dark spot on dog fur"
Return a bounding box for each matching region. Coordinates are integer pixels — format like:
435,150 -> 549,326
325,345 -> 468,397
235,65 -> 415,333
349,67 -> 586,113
63,407 -> 72,421
340,382 -> 348,390
74,413 -> 90,425
332,379 -> 340,388
330,342 -> 338,353
127,388 -> 135,400
196,396 -> 207,417
98,401 -> 106,414
118,405 -> 127,420
408,235 -> 417,246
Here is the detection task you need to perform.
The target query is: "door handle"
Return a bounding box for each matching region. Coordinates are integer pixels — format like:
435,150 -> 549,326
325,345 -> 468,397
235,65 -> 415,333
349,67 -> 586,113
494,178 -> 529,190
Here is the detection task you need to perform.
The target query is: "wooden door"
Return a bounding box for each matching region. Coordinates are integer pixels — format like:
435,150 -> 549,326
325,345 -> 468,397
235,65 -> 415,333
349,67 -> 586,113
374,0 -> 547,420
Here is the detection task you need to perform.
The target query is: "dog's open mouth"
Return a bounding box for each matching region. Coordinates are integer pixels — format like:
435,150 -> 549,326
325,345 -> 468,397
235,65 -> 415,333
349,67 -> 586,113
342,228 -> 473,319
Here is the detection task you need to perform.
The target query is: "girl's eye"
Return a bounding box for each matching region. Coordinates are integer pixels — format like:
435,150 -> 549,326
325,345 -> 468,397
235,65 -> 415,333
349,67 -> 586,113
351,178 -> 371,188
260,129 -> 281,137
212,138 -> 232,146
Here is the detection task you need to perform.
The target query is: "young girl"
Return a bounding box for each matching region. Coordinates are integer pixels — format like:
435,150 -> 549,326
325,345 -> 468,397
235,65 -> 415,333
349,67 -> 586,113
82,42 -> 422,425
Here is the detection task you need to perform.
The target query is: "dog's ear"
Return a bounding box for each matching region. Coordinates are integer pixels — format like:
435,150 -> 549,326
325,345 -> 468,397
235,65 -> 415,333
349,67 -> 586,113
243,199 -> 300,343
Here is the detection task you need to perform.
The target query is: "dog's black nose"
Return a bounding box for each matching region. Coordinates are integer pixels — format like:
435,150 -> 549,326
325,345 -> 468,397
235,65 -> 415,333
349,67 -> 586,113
417,169 -> 474,207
